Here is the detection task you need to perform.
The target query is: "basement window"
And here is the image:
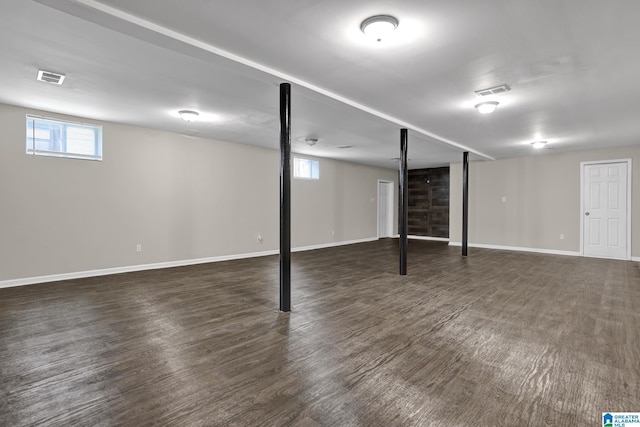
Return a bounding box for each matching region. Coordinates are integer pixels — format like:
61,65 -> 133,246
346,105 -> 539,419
294,157 -> 319,180
26,115 -> 102,161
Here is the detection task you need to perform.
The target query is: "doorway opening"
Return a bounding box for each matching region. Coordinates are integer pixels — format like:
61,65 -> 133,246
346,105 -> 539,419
378,180 -> 394,238
407,167 -> 450,238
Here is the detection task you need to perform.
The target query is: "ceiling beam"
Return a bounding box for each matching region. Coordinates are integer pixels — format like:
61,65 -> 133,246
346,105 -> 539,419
35,0 -> 495,161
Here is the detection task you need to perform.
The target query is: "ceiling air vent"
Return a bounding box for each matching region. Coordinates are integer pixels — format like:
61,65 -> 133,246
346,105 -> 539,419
474,84 -> 510,97
37,69 -> 66,85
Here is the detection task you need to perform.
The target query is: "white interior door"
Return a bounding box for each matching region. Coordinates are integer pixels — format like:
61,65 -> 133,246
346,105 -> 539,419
378,181 -> 394,238
582,161 -> 630,260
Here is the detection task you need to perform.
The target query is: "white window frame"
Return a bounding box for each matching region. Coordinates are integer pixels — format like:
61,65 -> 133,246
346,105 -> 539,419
293,157 -> 319,180
26,115 -> 103,161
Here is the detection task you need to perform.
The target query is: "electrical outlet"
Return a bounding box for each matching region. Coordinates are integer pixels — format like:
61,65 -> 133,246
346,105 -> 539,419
256,235 -> 263,243
136,244 -> 142,252
559,234 -> 565,240
501,196 -> 507,203
332,230 -> 335,236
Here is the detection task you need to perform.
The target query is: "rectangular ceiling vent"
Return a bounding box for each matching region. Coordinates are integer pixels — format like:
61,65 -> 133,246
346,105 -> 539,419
37,69 -> 66,85
474,84 -> 510,96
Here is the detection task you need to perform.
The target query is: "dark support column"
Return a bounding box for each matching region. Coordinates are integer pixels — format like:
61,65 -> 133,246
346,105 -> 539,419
280,83 -> 291,312
399,129 -> 409,275
462,151 -> 469,257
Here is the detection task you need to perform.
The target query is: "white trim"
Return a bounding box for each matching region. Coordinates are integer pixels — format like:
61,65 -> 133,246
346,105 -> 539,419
0,238 -> 377,289
377,180 -> 394,239
580,159 -> 632,260
292,237 -> 377,253
408,235 -> 449,242
583,254 -> 637,261
35,0 -> 494,161
448,241 -> 580,257
632,257 -> 640,262
26,149 -> 102,161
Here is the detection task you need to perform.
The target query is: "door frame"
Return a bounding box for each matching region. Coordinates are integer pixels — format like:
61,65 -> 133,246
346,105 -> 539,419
377,180 -> 394,238
580,158 -> 632,260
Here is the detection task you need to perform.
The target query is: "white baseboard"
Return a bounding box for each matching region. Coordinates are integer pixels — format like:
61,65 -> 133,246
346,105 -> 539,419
3,238 -> 631,289
0,237 -> 377,289
448,241 -> 580,257
0,250 -> 279,289
408,235 -> 449,242
388,235 -> 450,242
292,237 -> 377,253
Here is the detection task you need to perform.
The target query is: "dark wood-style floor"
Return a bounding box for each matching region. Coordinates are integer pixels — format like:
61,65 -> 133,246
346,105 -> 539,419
1,240 -> 638,426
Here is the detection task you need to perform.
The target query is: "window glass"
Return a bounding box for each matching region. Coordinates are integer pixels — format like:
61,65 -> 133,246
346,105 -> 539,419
294,157 -> 319,179
26,115 -> 102,161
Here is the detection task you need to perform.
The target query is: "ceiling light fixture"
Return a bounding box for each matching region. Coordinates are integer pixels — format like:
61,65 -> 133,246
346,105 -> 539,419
475,101 -> 499,114
531,141 -> 547,149
360,15 -> 399,42
305,138 -> 318,147
179,110 -> 199,122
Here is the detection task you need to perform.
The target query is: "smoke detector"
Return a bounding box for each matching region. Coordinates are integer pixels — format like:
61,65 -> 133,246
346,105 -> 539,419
474,84 -> 510,97
37,69 -> 66,85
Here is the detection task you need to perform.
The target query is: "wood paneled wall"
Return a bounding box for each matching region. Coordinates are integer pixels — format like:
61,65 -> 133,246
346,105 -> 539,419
408,167 -> 449,238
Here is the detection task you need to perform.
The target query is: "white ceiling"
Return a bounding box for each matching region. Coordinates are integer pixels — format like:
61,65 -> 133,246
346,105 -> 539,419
1,0 -> 639,169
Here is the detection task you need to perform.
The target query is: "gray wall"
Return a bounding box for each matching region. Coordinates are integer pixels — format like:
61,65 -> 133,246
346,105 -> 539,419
0,103 -> 396,282
450,145 -> 640,257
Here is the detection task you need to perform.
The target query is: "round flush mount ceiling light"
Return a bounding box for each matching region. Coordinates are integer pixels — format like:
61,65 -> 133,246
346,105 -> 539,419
475,101 -> 499,114
360,15 -> 399,42
305,138 -> 318,147
531,140 -> 547,149
178,110 -> 200,122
